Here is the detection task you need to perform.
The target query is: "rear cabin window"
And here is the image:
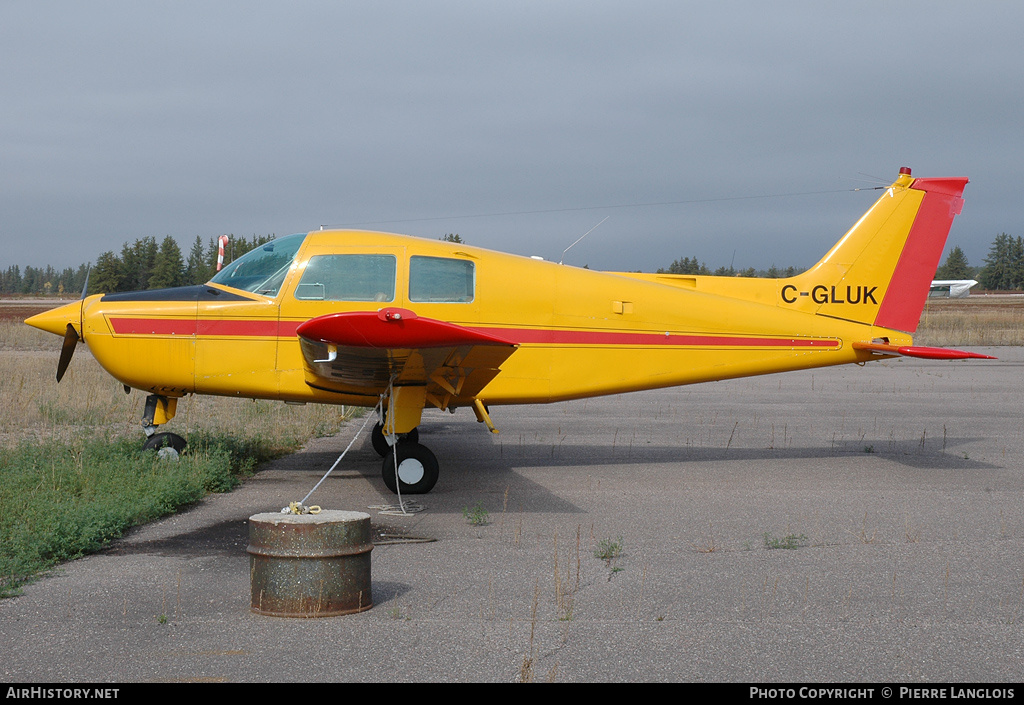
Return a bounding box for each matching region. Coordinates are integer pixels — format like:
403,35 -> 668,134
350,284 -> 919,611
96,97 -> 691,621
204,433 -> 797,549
409,256 -> 475,303
294,254 -> 396,302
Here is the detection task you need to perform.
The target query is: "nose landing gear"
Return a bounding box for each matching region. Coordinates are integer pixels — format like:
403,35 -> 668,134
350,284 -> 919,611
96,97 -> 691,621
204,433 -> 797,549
141,393 -> 186,459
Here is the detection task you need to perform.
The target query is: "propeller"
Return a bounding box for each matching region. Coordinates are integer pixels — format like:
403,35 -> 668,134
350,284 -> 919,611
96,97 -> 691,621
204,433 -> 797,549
56,324 -> 79,382
55,266 -> 90,383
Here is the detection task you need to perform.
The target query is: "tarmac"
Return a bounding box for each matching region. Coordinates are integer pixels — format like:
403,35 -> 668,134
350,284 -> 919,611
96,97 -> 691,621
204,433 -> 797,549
1,348 -> 1022,684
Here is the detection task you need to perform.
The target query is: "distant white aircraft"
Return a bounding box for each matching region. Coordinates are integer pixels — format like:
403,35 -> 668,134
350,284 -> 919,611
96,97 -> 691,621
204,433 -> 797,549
929,279 -> 978,298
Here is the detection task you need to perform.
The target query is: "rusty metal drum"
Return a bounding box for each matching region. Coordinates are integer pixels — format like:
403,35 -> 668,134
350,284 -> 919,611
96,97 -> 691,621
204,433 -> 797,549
248,510 -> 373,617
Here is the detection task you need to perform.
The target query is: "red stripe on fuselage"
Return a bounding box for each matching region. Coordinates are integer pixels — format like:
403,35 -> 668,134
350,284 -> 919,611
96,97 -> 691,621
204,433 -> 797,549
108,317 -> 838,349
468,327 -> 838,348
109,317 -> 197,336
196,319 -> 287,337
109,317 -> 301,337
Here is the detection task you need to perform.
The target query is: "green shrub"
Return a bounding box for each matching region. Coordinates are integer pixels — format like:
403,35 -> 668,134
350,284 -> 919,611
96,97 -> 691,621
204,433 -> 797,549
0,432 -> 284,597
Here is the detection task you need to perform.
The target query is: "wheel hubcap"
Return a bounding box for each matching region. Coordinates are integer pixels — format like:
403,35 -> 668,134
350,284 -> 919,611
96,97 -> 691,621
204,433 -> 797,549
397,458 -> 425,485
157,447 -> 180,461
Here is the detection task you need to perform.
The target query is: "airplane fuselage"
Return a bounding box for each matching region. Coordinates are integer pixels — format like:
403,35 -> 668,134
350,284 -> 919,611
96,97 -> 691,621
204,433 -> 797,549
65,231 -> 895,411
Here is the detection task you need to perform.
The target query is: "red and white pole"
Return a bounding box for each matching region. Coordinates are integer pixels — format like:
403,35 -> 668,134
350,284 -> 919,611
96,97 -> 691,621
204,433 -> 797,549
217,235 -> 229,271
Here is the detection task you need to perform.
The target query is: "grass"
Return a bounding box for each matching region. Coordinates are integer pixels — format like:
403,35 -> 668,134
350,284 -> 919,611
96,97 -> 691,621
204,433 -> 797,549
0,319 -> 361,597
916,297 -> 1024,347
0,432 -> 279,596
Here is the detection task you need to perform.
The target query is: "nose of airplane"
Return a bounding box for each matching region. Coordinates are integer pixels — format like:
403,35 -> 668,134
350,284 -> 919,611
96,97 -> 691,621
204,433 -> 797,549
25,299 -> 93,382
25,300 -> 84,338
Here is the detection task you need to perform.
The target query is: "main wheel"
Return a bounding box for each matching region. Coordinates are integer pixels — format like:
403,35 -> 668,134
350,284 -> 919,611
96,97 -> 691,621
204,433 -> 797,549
370,422 -> 419,457
381,442 -> 439,494
143,432 -> 187,459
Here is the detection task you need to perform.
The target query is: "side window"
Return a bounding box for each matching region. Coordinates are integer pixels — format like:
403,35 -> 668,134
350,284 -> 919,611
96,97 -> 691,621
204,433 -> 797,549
409,256 -> 475,303
294,254 -> 396,302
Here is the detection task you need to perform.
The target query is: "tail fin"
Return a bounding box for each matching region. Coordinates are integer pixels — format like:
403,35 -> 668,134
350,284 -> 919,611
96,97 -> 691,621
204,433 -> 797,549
785,168 -> 967,333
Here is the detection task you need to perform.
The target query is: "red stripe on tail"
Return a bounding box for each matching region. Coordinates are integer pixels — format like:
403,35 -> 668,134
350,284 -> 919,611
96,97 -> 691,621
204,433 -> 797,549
874,177 -> 968,333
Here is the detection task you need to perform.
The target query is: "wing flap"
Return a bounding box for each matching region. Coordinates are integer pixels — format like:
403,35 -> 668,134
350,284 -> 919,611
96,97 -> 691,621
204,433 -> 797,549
296,308 -> 518,404
296,307 -> 516,349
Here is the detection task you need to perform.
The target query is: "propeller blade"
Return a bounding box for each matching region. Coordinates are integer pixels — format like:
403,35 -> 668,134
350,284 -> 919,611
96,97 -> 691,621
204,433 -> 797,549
56,323 -> 79,382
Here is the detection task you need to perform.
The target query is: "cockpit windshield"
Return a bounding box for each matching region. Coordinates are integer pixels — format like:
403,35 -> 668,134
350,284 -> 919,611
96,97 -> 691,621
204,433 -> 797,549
209,233 -> 307,296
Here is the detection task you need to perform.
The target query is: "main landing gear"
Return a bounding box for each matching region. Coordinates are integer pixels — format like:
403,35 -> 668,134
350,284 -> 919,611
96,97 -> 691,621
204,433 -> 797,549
370,422 -> 438,495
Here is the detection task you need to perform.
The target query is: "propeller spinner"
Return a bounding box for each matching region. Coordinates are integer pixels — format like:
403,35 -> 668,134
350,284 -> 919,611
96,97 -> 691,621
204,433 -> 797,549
25,268 -> 90,382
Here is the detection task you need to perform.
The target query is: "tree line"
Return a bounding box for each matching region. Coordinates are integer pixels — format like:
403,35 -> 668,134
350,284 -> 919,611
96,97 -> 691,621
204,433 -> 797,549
1,234 -> 275,296
657,233 -> 1024,290
656,256 -> 802,279
3,231 -> 1023,296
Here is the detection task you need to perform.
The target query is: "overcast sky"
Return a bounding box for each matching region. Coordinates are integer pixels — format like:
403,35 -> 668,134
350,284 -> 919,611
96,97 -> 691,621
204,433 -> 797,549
3,1 -> 1022,274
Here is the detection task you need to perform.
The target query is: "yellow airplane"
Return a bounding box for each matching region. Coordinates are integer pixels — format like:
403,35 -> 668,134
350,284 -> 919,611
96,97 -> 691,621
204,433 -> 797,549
26,167 -> 992,494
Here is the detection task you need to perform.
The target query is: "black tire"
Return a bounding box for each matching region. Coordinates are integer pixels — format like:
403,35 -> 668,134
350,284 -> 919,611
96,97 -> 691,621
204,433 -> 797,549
143,432 -> 187,456
381,442 -> 438,494
371,422 -> 419,457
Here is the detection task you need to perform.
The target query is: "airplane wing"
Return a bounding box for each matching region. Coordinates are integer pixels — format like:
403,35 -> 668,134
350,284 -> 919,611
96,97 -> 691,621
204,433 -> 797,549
295,307 -> 519,409
852,341 -> 996,360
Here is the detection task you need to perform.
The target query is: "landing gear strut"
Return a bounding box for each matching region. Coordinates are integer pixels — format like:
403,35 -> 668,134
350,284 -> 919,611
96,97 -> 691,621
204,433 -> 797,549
370,422 -> 418,456
373,384 -> 441,495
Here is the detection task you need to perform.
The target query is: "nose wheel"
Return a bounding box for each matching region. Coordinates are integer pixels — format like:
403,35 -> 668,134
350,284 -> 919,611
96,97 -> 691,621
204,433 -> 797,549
381,441 -> 439,495
143,431 -> 187,459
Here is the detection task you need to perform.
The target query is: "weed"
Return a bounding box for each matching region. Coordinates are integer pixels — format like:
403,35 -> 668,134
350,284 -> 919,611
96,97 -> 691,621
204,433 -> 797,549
693,521 -> 721,553
388,606 -> 410,621
594,537 -> 624,564
595,536 -> 625,578
519,580 -> 540,683
763,532 -> 808,550
552,528 -> 579,623
848,511 -> 879,544
462,501 -> 490,527
903,512 -> 922,543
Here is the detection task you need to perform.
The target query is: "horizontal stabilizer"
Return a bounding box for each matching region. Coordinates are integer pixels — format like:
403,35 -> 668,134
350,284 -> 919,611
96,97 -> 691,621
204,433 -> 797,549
852,341 -> 996,360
